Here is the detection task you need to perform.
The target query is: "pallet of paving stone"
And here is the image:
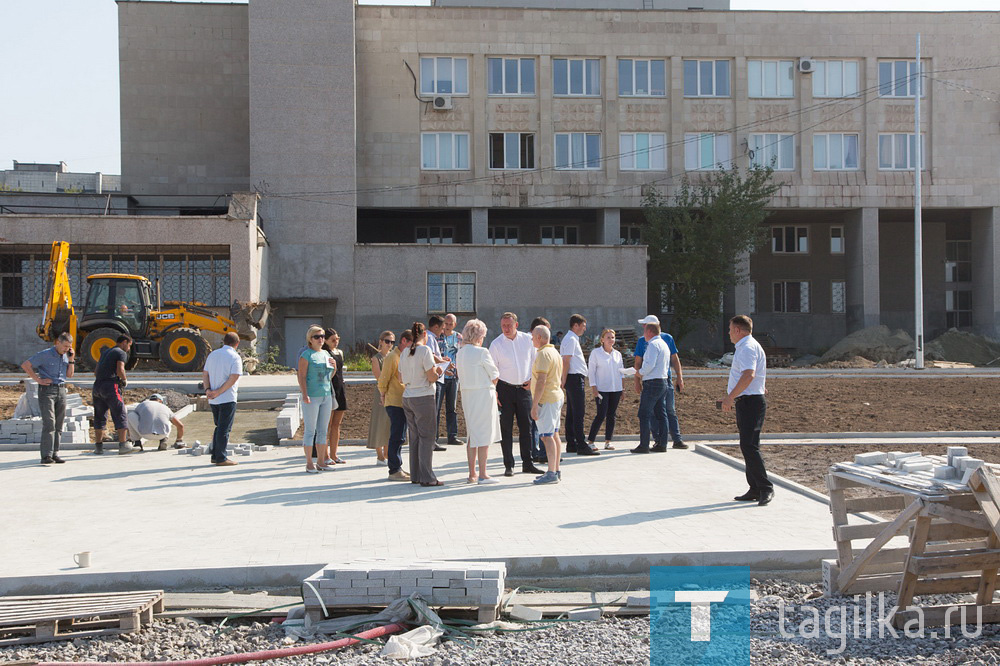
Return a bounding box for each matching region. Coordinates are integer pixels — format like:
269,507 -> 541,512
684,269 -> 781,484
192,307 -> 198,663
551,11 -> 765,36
304,560 -> 505,624
0,590 -> 163,646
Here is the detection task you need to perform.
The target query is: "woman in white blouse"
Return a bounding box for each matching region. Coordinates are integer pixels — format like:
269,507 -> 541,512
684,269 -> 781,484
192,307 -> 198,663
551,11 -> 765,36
587,328 -> 626,451
456,319 -> 501,484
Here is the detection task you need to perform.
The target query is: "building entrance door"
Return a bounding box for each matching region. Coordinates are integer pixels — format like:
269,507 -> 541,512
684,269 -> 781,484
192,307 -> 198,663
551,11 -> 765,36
284,317 -> 320,367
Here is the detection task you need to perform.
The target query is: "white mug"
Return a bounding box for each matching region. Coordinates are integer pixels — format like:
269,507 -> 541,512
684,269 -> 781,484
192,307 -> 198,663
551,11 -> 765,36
73,551 -> 91,568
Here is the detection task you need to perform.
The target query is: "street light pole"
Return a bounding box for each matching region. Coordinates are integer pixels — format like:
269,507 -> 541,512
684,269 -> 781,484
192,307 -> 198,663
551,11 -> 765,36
914,33 -> 924,369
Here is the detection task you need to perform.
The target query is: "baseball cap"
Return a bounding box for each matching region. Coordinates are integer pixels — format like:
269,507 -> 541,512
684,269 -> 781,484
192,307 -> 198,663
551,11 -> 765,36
637,315 -> 660,325
149,394 -> 164,402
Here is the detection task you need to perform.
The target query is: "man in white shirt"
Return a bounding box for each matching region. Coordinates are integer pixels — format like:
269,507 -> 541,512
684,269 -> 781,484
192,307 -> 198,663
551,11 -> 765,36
202,332 -> 243,467
488,312 -> 544,477
721,315 -> 773,506
560,314 -> 597,456
631,321 -> 671,454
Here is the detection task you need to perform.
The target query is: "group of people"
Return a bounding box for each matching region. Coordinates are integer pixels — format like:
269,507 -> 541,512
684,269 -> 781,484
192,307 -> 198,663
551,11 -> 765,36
22,312 -> 773,506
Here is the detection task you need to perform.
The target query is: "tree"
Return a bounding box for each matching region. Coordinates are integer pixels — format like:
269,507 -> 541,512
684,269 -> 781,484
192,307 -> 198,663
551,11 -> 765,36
641,164 -> 781,343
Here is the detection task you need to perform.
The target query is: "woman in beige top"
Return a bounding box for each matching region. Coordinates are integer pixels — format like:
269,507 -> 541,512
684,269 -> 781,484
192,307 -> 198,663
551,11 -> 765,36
366,331 -> 394,465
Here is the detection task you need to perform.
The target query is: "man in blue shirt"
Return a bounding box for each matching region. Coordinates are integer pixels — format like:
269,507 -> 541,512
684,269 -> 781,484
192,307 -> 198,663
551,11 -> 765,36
633,315 -> 688,451
631,321 -> 671,454
439,313 -> 463,445
21,333 -> 76,465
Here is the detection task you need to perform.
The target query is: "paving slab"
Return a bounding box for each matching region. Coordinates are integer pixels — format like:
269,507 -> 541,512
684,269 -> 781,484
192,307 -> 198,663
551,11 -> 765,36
0,441 -> 839,594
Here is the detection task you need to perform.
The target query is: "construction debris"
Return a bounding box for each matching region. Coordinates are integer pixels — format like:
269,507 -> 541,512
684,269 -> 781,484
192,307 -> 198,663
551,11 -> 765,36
817,325 -> 1000,367
277,393 -> 302,440
925,328 -> 1000,367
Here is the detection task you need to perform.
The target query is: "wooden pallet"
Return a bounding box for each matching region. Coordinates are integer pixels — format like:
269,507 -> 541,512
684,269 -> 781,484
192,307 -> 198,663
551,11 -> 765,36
0,590 -> 163,646
826,465 -> 1000,628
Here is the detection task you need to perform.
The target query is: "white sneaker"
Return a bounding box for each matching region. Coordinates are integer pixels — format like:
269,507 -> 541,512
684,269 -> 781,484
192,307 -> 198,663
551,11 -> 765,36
377,459 -> 388,466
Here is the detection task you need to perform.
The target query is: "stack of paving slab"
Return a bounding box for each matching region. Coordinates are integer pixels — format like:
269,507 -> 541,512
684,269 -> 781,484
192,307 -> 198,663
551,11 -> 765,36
180,442 -> 270,456
303,560 -> 505,623
853,447 -> 986,487
276,393 -> 302,440
0,380 -> 92,447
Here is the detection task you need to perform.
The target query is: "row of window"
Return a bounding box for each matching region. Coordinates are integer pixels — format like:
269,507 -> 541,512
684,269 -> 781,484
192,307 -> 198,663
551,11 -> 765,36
0,252 -> 230,309
421,131 -> 925,172
422,56 -> 922,99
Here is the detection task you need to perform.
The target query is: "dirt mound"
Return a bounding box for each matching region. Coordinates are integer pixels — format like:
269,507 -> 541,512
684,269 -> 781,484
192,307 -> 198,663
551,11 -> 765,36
819,326 -> 914,364
925,329 -> 1000,367
815,355 -> 878,369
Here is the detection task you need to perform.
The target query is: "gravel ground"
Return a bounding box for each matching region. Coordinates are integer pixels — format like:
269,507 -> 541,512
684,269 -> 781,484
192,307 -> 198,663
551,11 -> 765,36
5,582 -> 1000,665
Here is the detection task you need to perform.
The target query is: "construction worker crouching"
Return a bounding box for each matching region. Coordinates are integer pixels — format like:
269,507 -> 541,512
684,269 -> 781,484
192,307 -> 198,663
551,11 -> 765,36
127,394 -> 186,451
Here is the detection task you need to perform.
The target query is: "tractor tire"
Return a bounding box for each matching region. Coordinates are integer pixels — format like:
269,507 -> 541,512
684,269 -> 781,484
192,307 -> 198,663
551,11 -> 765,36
159,328 -> 210,372
80,328 -> 123,370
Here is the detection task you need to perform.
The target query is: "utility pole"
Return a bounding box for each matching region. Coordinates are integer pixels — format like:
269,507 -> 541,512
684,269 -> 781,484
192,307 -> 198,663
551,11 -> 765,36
914,33 -> 924,369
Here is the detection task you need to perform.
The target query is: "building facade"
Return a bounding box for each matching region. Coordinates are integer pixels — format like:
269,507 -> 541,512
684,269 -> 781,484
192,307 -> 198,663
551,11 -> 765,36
1,161 -> 121,194
3,1 -> 999,365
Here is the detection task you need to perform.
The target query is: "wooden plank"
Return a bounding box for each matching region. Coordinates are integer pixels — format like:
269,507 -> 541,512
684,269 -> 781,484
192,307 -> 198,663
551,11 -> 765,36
844,495 -> 910,513
925,522 -> 991,542
0,591 -> 163,604
842,573 -> 982,597
908,549 -> 1000,576
894,603 -> 1000,628
827,474 -> 855,568
162,593 -> 301,610
838,519 -> 914,542
970,469 -> 1000,543
897,515 -> 933,610
837,499 -> 923,594
977,533 -> 1000,605
924,502 -> 993,532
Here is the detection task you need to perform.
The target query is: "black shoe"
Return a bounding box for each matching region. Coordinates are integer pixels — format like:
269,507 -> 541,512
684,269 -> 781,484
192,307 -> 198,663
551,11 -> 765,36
51,456 -> 66,464
758,490 -> 775,506
40,456 -> 54,465
433,445 -> 447,452
630,446 -> 651,454
93,444 -> 104,455
566,446 -> 577,454
504,467 -> 514,477
672,442 -> 689,450
733,491 -> 759,502
522,464 -> 545,475
650,444 -> 668,453
447,438 -> 463,446
576,447 -> 600,456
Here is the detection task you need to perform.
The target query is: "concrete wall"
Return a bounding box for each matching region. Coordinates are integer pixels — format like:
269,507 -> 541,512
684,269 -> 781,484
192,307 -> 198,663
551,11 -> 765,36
353,244 -> 648,344
0,193 -> 131,215
878,218 -> 949,338
0,211 -> 264,364
249,0 -> 358,344
434,0 -> 730,9
118,0 -> 250,197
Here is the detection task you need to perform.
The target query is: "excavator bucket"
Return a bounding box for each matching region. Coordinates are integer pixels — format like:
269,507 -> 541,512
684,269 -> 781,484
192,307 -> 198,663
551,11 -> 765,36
230,301 -> 270,342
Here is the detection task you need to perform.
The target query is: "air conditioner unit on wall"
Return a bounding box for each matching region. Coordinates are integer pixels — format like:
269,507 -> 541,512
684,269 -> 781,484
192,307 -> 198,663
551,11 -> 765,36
432,95 -> 453,110
798,58 -> 816,74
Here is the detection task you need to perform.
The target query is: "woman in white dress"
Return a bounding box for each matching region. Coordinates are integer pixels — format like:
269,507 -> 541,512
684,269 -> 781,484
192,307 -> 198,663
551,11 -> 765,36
455,319 -> 501,485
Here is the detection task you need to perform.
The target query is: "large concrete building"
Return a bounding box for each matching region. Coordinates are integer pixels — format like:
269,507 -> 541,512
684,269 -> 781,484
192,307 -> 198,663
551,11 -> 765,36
1,161 -> 121,195
2,0 -> 999,364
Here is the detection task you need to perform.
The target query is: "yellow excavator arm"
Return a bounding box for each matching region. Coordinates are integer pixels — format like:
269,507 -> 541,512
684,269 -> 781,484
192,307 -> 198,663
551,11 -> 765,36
37,241 -> 77,344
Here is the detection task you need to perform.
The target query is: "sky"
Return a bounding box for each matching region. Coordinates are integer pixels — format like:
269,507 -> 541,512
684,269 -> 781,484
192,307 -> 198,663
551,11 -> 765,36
1,0 -> 995,176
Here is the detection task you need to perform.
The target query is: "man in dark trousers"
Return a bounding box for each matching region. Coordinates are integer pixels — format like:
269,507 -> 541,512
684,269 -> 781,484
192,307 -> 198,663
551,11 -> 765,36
721,315 -> 773,506
560,314 -> 597,455
21,332 -> 75,465
92,335 -> 135,455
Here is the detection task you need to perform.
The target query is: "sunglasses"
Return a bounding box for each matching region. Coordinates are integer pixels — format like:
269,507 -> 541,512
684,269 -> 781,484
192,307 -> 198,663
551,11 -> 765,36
382,339 -> 396,345
311,334 -> 325,340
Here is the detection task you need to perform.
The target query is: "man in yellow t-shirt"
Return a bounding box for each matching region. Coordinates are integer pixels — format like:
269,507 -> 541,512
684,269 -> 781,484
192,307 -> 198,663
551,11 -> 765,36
530,325 -> 564,485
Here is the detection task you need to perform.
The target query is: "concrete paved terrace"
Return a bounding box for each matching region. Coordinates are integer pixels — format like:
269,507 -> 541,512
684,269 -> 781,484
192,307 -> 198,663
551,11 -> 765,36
0,441 -> 837,595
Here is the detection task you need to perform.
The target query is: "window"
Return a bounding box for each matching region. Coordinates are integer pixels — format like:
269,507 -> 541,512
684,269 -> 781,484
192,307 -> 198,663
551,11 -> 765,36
555,133 -> 601,170
832,281 -> 846,313
488,226 -> 519,245
748,60 -> 794,98
488,57 -> 535,96
620,133 -> 666,171
946,290 -> 972,328
541,226 -> 578,245
659,282 -> 686,315
773,281 -> 810,313
749,134 -> 794,170
830,227 -> 844,254
749,281 -> 757,314
772,226 -> 809,254
684,133 -> 732,171
878,133 -> 925,170
489,133 -> 535,170
813,60 -> 860,98
945,240 -> 971,282
878,60 -> 922,98
420,56 -> 469,95
428,272 -> 475,314
0,253 -> 44,307
553,58 -> 600,96
618,59 -> 666,97
421,133 -> 470,170
620,225 -> 642,245
683,59 -> 730,97
415,227 -> 454,244
813,133 -> 860,170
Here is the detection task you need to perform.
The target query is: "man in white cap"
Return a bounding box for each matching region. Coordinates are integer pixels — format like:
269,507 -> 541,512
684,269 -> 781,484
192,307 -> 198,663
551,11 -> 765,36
633,315 -> 687,451
127,394 -> 186,451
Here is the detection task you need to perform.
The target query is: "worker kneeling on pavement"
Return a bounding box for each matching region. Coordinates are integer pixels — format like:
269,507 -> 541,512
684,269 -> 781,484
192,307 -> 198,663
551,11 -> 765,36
127,394 -> 186,451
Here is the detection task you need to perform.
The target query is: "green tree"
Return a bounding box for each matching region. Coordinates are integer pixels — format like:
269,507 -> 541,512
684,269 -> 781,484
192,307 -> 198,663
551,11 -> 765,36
641,164 -> 781,343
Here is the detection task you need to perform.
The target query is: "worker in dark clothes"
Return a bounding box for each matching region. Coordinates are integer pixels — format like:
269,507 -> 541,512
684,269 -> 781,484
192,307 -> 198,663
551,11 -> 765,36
92,335 -> 135,455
